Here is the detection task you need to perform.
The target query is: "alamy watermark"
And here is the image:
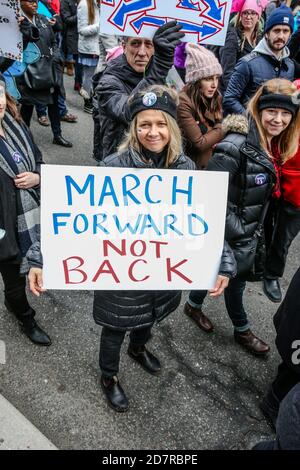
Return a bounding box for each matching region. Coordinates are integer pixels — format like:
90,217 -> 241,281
291,340 -> 300,366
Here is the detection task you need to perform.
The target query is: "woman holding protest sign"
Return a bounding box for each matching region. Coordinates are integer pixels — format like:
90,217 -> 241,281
184,78 -> 300,356
0,75 -> 51,347
93,85 -> 236,412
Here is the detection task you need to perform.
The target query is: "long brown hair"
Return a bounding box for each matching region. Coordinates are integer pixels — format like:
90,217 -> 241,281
248,78 -> 300,162
184,79 -> 223,123
6,91 -> 22,123
86,0 -> 96,25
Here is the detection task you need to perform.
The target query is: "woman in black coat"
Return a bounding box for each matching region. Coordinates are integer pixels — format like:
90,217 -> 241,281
94,85 -> 236,412
218,2 -> 263,94
16,0 -> 71,147
184,78 -> 300,356
0,76 -> 50,346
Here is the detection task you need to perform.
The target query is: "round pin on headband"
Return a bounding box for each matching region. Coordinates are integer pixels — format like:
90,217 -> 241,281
130,90 -> 177,120
142,92 -> 157,107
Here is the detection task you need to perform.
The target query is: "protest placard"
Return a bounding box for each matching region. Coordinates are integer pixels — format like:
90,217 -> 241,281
41,165 -> 228,290
100,0 -> 232,46
0,0 -> 22,61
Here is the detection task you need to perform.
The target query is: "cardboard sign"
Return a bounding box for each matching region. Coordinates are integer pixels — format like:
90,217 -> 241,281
0,0 -> 22,61
41,165 -> 228,290
100,0 -> 232,46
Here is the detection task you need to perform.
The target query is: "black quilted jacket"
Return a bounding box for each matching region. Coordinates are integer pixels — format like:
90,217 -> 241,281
93,147 -> 236,331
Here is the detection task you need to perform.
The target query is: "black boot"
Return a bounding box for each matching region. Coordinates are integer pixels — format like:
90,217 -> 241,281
53,134 -> 73,147
259,388 -> 280,431
263,278 -> 282,303
5,302 -> 51,346
20,317 -> 52,346
100,375 -> 129,412
128,343 -> 161,375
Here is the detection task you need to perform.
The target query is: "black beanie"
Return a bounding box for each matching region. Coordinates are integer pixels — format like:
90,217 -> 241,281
258,87 -> 300,117
130,90 -> 177,120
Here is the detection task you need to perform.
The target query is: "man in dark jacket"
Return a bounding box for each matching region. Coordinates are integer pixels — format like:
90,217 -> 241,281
223,4 -> 295,115
260,266 -> 300,430
94,21 -> 184,161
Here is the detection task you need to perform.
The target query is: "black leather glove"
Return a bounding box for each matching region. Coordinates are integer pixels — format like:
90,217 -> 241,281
153,21 -> 185,57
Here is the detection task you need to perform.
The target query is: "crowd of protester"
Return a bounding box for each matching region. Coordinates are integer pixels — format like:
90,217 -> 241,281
1,0 -> 300,448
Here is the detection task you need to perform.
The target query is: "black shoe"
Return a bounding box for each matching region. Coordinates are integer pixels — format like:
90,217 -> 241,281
128,344 -> 161,375
53,135 -> 73,147
100,375 -> 129,412
259,391 -> 279,432
20,318 -> 52,346
84,101 -> 93,114
263,278 -> 282,303
5,301 -> 51,346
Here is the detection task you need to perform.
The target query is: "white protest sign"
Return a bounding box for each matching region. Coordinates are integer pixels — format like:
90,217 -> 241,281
100,0 -> 232,46
0,0 -> 22,61
41,165 -> 228,290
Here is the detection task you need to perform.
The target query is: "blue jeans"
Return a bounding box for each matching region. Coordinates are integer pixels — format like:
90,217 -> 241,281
36,94 -> 68,119
188,278 -> 249,331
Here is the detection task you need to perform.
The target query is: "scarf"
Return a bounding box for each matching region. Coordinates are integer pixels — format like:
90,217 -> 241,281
0,112 -> 41,273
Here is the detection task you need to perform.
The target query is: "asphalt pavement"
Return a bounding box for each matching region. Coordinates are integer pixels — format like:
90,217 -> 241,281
0,75 -> 299,450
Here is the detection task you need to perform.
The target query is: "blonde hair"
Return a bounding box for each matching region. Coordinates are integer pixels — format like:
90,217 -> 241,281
118,85 -> 183,168
247,78 -> 300,162
234,12 -> 260,49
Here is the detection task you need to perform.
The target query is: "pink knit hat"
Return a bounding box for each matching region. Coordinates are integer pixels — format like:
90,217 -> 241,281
241,0 -> 265,16
185,43 -> 222,83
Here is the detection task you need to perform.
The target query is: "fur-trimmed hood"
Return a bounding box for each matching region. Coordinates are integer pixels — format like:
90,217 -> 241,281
221,114 -> 249,136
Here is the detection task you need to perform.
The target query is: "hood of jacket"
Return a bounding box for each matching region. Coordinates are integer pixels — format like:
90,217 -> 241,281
103,53 -> 146,88
253,36 -> 290,61
222,114 -> 249,136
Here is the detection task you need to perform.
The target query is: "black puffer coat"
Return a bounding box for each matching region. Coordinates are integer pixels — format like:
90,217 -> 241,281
93,147 -> 236,331
95,51 -> 176,161
207,114 -> 277,249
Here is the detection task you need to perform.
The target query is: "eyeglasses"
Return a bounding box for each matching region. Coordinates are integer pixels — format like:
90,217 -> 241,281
241,10 -> 258,17
21,0 -> 38,3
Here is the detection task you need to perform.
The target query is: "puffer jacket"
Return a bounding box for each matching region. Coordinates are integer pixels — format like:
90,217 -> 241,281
207,114 -> 277,243
93,147 -> 236,331
223,37 -> 295,115
77,0 -> 100,56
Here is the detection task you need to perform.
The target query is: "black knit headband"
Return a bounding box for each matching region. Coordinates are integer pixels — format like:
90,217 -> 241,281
258,91 -> 300,117
130,91 -> 177,120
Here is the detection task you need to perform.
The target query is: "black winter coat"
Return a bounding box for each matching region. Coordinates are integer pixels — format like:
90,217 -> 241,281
93,147 -> 236,331
16,15 -> 64,106
274,266 -> 300,375
207,115 -> 276,256
95,51 -> 176,161
60,0 -> 79,55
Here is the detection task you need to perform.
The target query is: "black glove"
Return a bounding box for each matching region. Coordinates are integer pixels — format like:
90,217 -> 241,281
153,21 -> 185,57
